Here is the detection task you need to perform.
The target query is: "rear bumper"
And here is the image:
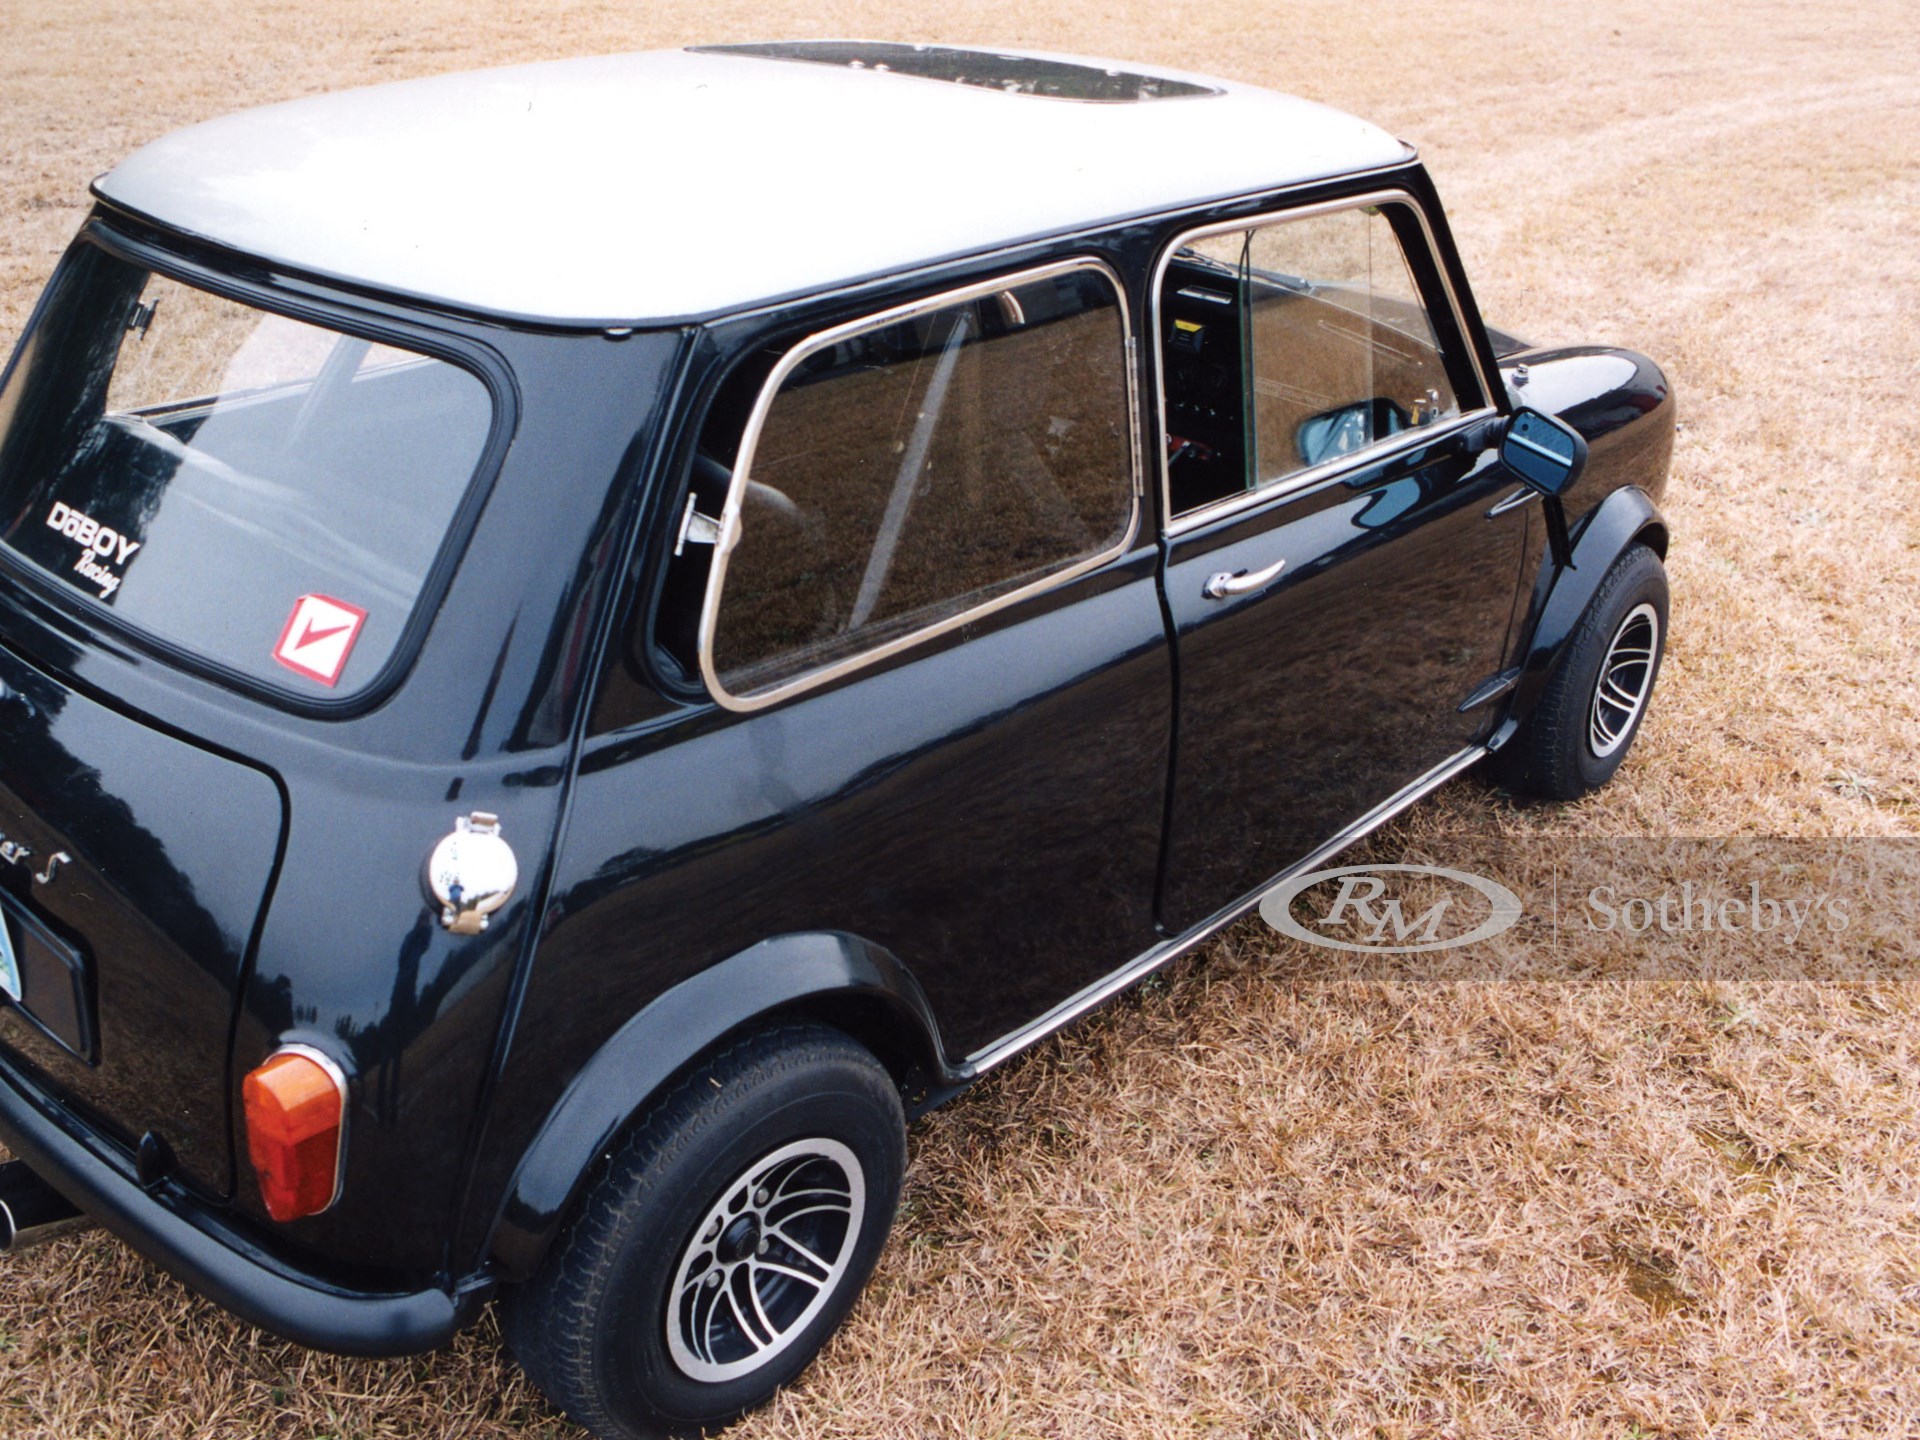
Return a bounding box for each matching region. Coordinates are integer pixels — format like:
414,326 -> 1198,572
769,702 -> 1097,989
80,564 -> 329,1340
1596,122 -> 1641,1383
0,1048 -> 485,1356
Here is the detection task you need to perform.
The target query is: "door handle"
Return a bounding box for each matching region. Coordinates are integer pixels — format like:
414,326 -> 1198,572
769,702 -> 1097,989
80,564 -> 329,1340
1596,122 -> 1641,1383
1203,556 -> 1287,600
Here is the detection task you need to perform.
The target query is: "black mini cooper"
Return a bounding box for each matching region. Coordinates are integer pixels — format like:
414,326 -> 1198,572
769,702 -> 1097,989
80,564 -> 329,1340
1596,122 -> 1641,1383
0,42 -> 1673,1439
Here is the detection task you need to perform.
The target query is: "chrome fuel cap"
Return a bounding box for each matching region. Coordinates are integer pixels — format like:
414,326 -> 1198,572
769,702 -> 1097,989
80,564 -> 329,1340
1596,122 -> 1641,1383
426,812 -> 518,935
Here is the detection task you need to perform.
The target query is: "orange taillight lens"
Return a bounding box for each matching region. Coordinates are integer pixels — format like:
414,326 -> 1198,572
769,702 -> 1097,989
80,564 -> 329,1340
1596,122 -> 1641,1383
241,1049 -> 346,1222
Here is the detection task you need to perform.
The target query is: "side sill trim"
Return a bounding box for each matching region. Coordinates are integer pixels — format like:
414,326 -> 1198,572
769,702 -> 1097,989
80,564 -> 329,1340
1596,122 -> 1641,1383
958,743 -> 1487,1076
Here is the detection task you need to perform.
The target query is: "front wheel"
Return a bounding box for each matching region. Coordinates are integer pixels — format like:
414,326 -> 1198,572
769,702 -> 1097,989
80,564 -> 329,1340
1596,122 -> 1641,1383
1497,543 -> 1669,800
502,1024 -> 907,1440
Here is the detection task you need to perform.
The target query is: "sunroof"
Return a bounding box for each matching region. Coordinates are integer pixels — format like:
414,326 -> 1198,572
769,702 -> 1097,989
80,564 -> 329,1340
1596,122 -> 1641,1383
693,42 -> 1223,103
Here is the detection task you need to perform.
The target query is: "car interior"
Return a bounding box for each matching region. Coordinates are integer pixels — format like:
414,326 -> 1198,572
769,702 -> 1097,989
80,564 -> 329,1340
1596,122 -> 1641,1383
1158,244 -> 1457,518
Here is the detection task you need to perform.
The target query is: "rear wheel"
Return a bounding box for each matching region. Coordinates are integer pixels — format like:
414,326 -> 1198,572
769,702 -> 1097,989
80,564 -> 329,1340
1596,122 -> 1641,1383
502,1024 -> 906,1440
1497,544 -> 1668,800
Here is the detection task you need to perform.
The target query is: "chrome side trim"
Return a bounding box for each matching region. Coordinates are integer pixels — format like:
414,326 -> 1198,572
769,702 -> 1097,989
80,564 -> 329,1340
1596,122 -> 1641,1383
959,743 -> 1488,1075
1152,190 -> 1500,538
696,257 -> 1142,714
1486,486 -> 1538,518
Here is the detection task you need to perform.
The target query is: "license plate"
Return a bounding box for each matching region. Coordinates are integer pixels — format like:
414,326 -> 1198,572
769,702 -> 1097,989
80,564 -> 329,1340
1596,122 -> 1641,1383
0,894 -> 94,1063
0,913 -> 19,1002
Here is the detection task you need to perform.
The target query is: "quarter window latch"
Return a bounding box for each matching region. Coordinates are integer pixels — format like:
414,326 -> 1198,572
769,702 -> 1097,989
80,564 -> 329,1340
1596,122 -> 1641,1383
674,495 -> 725,556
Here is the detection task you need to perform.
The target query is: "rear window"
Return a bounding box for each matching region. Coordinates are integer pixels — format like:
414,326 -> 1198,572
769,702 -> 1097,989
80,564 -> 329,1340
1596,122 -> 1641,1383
0,240 -> 495,696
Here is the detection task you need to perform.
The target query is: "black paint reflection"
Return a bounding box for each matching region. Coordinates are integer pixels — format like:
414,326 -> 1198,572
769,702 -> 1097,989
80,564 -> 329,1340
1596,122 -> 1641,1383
1161,448 -> 1527,929
0,640 -> 281,1197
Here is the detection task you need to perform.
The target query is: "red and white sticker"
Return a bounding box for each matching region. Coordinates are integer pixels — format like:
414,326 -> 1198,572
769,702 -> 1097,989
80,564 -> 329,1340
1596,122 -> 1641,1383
273,594 -> 367,687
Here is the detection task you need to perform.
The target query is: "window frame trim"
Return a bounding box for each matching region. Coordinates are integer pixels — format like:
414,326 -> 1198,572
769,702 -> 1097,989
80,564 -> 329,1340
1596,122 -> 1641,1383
1154,189 -> 1499,537
694,255 -> 1142,715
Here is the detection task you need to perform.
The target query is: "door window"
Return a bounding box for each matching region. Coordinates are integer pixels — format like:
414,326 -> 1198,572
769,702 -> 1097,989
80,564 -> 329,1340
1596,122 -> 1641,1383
1160,199 -> 1477,519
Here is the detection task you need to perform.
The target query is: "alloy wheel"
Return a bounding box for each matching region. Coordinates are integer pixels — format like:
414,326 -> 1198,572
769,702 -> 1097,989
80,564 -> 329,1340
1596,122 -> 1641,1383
664,1138 -> 866,1383
1588,601 -> 1660,758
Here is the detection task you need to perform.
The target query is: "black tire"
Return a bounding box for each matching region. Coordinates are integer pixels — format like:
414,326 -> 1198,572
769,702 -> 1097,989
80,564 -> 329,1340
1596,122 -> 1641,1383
502,1024 -> 907,1440
1497,543 -> 1668,801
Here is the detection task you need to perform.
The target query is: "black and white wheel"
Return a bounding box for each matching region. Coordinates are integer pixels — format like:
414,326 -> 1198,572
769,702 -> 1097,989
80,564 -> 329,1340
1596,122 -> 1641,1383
664,1137 -> 865,1382
502,1025 -> 906,1440
1586,601 -> 1659,760
1498,544 -> 1668,800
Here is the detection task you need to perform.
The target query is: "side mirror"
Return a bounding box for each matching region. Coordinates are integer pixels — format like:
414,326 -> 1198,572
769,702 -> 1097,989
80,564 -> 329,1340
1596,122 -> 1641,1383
1500,406 -> 1588,497
1499,407 -> 1587,570
1295,397 -> 1409,468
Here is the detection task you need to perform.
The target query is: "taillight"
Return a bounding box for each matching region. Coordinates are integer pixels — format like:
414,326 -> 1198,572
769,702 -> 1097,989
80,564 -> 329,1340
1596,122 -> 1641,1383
241,1046 -> 347,1222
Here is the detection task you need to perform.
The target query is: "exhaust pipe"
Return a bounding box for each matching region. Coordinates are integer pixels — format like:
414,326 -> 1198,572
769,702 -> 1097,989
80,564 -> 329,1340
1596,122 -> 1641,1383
0,1159 -> 92,1251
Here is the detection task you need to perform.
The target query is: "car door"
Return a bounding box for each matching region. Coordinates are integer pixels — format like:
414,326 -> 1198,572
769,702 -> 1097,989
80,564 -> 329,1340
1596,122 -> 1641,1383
1156,192 -> 1529,932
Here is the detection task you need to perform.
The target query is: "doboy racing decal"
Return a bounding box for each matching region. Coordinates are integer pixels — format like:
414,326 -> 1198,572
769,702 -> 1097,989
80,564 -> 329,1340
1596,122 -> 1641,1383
274,594 -> 367,687
45,501 -> 140,599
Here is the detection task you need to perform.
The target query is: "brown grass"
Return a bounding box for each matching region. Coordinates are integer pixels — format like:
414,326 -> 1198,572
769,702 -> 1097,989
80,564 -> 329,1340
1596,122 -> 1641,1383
2,1 -> 1918,1437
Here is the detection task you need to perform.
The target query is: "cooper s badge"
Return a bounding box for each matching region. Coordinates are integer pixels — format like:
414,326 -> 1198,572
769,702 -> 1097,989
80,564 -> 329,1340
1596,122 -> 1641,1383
0,825 -> 68,888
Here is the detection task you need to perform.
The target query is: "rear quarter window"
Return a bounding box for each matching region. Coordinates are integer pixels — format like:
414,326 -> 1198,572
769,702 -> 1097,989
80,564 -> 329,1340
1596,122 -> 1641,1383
694,260 -> 1137,708
0,240 -> 496,698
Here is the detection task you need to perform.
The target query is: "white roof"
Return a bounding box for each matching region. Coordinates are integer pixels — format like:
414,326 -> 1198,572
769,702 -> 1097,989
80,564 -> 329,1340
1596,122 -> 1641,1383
93,45 -> 1411,326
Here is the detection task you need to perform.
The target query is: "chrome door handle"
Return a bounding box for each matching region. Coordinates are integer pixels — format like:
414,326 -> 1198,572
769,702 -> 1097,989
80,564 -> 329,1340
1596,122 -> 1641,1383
1486,487 -> 1538,518
1203,556 -> 1287,600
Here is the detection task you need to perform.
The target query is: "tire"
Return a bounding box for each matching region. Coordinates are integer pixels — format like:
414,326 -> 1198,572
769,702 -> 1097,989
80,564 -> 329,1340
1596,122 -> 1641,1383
502,1024 -> 907,1440
1497,543 -> 1668,801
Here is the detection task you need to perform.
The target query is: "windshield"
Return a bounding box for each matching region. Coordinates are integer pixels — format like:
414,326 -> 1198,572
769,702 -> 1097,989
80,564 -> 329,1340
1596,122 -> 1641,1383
0,239 -> 495,696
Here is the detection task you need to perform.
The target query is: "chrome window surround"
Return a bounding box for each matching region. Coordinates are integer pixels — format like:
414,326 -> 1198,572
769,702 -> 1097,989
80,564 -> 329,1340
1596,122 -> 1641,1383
695,257 -> 1142,714
1153,190 -> 1499,537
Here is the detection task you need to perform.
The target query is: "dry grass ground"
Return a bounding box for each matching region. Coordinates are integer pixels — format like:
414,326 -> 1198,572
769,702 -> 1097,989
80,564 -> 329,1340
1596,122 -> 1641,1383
1,1 -> 1917,1436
